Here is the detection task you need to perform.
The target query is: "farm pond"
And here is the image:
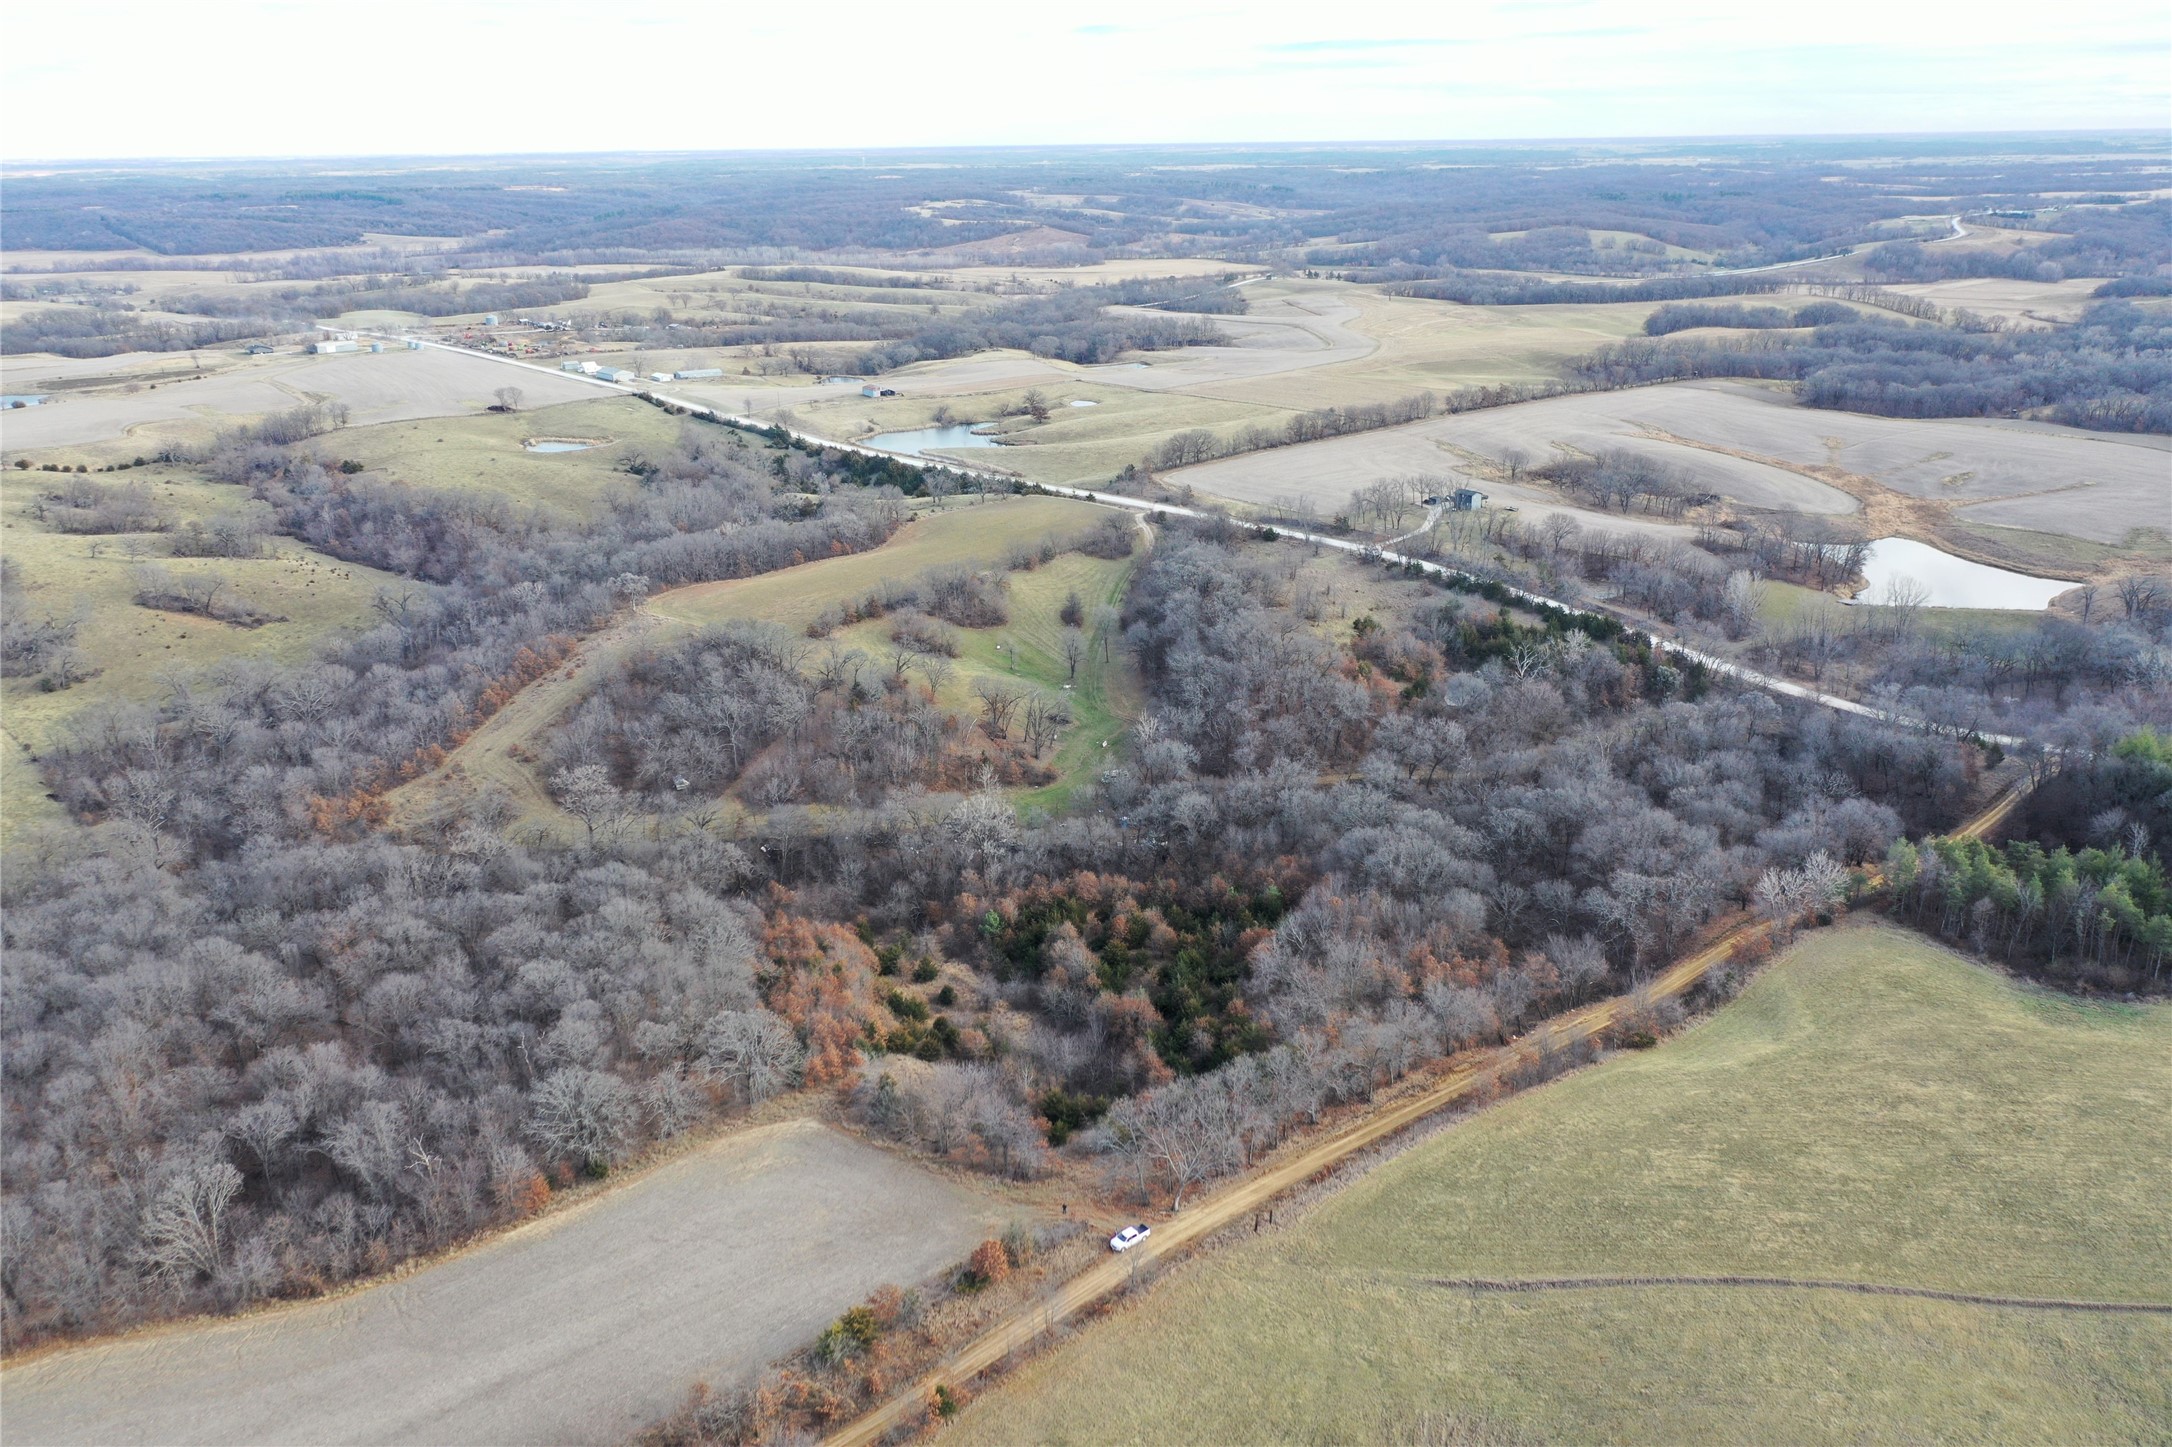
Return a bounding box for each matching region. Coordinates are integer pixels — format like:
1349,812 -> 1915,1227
863,424 -> 1003,456
1855,537 -> 2074,611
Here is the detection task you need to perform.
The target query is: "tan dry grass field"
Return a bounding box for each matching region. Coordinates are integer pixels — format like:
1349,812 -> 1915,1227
1,347 -> 598,457
1180,286 -> 1661,410
1,1119 -> 1008,1447
953,923 -> 2172,1446
1,723 -> 69,845
0,467 -> 403,756
329,394 -> 684,518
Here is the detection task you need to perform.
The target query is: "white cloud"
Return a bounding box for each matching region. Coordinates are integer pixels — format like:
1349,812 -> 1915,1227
2,0 -> 2165,160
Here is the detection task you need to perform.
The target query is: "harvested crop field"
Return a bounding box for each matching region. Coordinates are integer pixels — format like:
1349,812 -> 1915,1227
3,1119 -> 1005,1447
0,347 -> 598,456
953,923 -> 2172,1446
1172,379 -> 2170,544
1882,276 -> 2110,325
1180,288 -> 1660,410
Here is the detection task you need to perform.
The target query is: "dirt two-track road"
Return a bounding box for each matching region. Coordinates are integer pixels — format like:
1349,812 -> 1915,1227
821,787 -> 2027,1447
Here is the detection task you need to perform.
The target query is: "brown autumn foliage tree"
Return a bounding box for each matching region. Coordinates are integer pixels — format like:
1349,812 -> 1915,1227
965,1239 -> 1011,1287
762,912 -> 885,1085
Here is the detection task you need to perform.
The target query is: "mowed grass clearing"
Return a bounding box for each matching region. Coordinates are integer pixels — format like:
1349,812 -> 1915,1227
955,922 -> 2172,1446
390,495 -> 1140,831
827,539 -> 1144,813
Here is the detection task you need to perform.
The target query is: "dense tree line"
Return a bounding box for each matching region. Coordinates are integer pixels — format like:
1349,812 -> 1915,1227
1573,302 -> 2172,433
1644,300 -> 1858,334
0,309 -> 272,359
736,267 -> 950,290
1403,493 -> 2172,747
541,619 -> 1052,813
27,430 -> 905,856
1863,201 -> 2171,283
4,276 -> 598,357
168,275 -> 593,324
1888,733 -> 2172,987
1385,273 -> 1789,306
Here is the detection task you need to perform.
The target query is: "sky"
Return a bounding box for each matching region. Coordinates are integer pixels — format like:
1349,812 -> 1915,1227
3,0 -> 2167,162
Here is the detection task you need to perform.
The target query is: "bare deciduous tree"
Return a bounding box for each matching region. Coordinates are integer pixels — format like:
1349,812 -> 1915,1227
974,679 -> 1023,739
526,1068 -> 640,1168
135,1157 -> 241,1285
1023,695 -> 1071,756
552,764 -> 631,844
697,1011 -> 805,1104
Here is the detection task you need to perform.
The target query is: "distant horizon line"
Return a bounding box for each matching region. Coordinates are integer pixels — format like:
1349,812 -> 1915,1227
7,125 -> 2168,171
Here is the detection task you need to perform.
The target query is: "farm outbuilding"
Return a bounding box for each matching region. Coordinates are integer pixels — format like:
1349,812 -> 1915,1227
860,383 -> 899,398
595,367 -> 636,383
674,368 -> 724,380
1451,488 -> 1488,511
311,339 -> 359,355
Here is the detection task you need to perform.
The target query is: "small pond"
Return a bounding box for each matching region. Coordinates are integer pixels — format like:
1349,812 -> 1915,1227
1068,399 -> 1099,407
862,424 -> 1003,457
524,438 -> 602,453
3,394 -> 49,407
1854,536 -> 2072,611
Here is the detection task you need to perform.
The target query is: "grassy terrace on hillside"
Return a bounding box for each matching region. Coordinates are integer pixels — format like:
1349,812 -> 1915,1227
0,465 -> 404,843
657,494 -> 1144,815
390,494 -> 1142,832
955,922 -> 2172,1446
832,543 -> 1142,813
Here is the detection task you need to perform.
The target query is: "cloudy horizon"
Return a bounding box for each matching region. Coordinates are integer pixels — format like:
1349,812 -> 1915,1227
4,0 -> 2167,163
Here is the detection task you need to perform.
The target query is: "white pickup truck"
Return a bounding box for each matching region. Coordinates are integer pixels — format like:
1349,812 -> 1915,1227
1108,1224 -> 1151,1253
